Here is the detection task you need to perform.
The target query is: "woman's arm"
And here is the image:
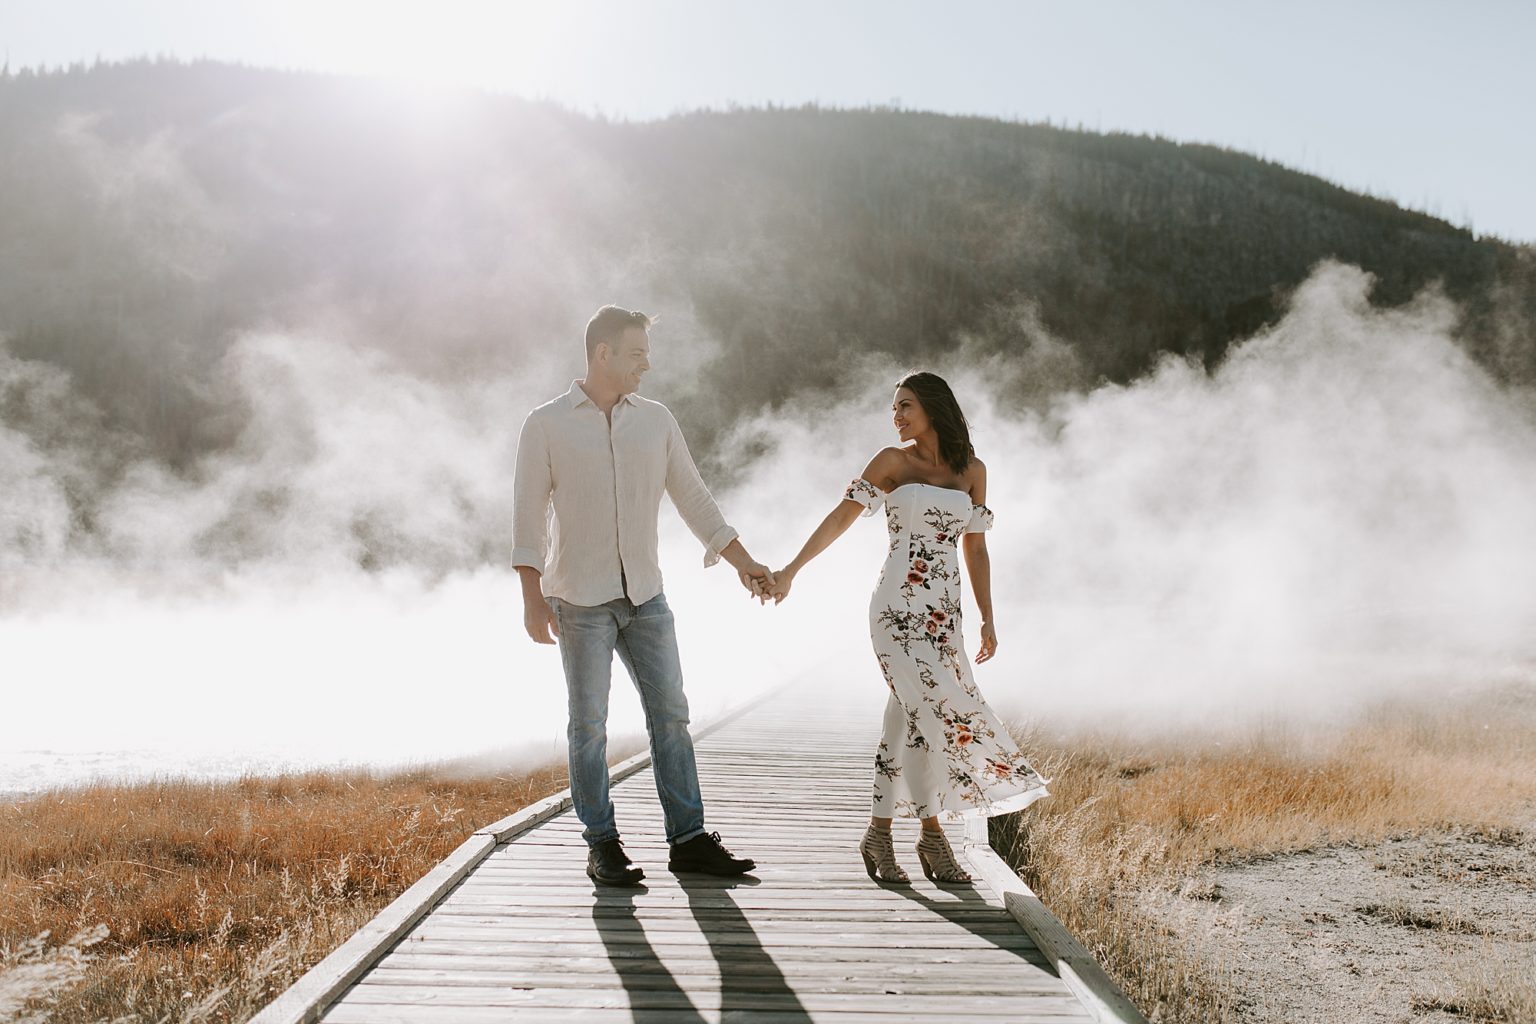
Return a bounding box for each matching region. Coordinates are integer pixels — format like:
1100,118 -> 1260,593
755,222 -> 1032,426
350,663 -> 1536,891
770,501 -> 862,603
961,534 -> 995,661
770,450 -> 900,603
961,459 -> 998,663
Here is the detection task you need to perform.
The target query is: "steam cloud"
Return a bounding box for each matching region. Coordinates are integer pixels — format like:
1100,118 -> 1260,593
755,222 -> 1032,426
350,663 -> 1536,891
3,262 -> 1534,790
723,262 -> 1536,724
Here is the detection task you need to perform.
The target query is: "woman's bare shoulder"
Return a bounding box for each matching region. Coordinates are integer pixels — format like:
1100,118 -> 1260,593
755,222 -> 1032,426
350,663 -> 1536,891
964,456 -> 988,502
858,447 -> 908,490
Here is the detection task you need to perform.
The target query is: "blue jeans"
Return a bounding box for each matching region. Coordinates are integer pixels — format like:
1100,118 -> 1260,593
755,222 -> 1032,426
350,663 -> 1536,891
549,592 -> 707,848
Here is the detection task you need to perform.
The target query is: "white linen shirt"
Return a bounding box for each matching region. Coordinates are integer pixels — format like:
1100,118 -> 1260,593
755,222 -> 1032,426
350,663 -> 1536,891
511,381 -> 739,606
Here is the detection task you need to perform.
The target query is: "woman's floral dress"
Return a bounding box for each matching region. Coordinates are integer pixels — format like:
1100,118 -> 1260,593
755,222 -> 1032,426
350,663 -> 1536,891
845,478 -> 1049,820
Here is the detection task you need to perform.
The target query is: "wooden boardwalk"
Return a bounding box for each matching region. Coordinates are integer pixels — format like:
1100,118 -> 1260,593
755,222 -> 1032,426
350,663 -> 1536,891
256,686 -> 1143,1023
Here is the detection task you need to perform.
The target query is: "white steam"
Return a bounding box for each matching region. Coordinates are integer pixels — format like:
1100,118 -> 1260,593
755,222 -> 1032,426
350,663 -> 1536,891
3,262 -> 1534,791
726,262 -> 1536,725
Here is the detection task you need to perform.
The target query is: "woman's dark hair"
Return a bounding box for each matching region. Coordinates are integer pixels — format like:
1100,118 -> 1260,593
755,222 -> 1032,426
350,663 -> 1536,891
895,371 -> 974,475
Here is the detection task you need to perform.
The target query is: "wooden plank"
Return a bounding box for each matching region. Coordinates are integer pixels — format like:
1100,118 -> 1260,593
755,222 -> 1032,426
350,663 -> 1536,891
444,876 -> 1001,894
425,895 -> 1014,914
378,939 -> 1048,965
469,842 -> 953,861
324,1006 -> 1089,1024
375,951 -> 1050,976
329,984 -> 1090,1013
457,870 -> 938,884
359,966 -> 1064,995
398,928 -> 1027,950
399,926 -> 1037,951
417,908 -> 1016,926
414,905 -> 1020,926
522,810 -> 878,829
423,896 -> 995,914
492,833 -> 878,848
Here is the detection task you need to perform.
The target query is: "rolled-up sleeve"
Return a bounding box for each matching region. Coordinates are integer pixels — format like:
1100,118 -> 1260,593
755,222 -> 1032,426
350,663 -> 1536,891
663,412 -> 738,567
510,412 -> 552,572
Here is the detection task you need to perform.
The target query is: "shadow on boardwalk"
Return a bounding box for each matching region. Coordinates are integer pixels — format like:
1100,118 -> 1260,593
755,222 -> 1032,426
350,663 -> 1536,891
591,874 -> 813,1022
891,881 -> 1058,972
682,874 -> 813,1023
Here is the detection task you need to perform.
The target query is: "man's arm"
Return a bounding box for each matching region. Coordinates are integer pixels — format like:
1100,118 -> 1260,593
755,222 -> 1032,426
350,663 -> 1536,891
511,413 -> 560,643
662,412 -> 774,597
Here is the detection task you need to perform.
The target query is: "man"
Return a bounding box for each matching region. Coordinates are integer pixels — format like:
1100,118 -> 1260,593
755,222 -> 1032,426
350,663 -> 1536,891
512,305 -> 772,886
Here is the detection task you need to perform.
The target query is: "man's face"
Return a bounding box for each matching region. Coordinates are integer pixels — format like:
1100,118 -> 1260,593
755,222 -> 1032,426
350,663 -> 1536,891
606,325 -> 651,394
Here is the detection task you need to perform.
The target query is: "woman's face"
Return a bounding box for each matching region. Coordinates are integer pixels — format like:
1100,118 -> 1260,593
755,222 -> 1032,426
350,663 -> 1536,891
892,387 -> 929,443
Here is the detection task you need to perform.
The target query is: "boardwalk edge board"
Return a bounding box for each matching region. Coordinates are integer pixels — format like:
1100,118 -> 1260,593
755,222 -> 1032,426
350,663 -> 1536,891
961,815 -> 1149,1024
250,686 -> 785,1024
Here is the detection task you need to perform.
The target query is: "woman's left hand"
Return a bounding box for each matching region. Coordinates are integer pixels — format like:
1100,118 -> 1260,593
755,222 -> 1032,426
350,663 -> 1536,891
975,621 -> 998,664
766,567 -> 795,605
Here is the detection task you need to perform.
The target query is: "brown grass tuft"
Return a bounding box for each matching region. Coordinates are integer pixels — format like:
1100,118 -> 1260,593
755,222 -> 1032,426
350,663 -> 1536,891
0,756 -> 582,1022
1412,949 -> 1536,1020
1354,899 -> 1483,934
993,684 -> 1536,1023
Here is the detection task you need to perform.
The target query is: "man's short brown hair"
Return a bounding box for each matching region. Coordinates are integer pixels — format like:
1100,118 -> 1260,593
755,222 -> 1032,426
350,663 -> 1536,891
585,305 -> 654,359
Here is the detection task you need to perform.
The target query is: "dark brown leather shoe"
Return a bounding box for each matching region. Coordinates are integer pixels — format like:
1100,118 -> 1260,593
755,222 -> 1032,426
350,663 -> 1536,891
587,838 -> 645,886
668,831 -> 756,875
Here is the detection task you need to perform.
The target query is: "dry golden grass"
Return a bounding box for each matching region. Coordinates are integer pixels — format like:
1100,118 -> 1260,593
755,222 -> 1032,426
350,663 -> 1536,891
0,756 -> 582,1023
993,683 -> 1536,1023
1414,949 -> 1536,1021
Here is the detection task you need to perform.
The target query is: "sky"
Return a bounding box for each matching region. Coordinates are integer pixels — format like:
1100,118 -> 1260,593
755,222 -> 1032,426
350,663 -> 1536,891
4,0 -> 1534,242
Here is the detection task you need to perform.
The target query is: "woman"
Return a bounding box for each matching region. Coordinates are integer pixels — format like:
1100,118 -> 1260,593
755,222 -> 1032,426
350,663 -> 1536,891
768,372 -> 1048,884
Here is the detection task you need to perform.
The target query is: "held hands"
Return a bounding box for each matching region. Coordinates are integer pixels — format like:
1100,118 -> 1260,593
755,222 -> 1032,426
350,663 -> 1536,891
765,567 -> 794,605
738,561 -> 777,604
724,538 -> 792,606
740,560 -> 794,606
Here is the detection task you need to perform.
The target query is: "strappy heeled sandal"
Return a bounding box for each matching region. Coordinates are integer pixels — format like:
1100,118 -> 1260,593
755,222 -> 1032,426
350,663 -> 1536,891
859,825 -> 910,884
915,828 -> 972,884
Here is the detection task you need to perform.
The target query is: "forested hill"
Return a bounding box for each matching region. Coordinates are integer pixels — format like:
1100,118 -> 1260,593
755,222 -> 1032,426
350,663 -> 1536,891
3,60 -> 1533,463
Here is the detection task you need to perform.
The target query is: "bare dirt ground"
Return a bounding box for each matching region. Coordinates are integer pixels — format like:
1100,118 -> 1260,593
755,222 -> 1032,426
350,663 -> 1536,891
1144,826 -> 1536,1023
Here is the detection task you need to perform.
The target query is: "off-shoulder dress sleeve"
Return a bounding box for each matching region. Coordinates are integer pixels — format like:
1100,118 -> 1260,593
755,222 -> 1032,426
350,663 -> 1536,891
964,503 -> 994,534
843,477 -> 886,517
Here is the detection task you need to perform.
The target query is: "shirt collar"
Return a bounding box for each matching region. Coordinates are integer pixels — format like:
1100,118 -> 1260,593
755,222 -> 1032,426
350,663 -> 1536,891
566,380 -> 641,409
